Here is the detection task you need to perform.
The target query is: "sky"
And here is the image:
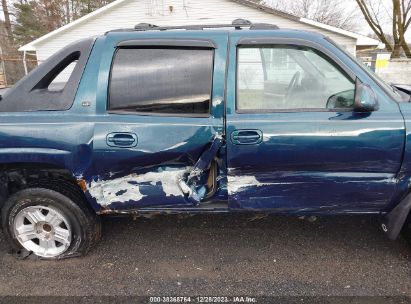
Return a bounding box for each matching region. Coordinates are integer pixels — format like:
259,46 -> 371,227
266,0 -> 411,39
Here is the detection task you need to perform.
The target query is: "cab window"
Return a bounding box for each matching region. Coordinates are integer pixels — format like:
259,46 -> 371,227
109,47 -> 214,115
237,45 -> 355,111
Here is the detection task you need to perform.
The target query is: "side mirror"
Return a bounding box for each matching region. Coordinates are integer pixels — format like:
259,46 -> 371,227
326,89 -> 355,109
354,78 -> 378,112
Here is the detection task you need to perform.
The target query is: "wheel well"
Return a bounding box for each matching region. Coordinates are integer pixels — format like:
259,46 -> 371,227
0,163 -> 90,212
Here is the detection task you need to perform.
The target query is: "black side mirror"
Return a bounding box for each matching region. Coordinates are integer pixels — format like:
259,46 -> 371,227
326,89 -> 355,109
354,78 -> 379,112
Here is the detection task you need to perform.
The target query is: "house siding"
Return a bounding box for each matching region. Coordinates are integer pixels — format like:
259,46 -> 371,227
33,0 -> 357,62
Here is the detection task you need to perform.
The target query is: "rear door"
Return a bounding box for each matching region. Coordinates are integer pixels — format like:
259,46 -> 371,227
226,33 -> 405,213
86,32 -> 227,210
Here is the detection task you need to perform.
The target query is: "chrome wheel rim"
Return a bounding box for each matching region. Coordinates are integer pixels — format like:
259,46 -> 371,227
13,206 -> 72,258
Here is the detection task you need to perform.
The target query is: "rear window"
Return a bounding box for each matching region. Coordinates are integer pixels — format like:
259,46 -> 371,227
0,38 -> 95,112
108,47 -> 214,115
47,59 -> 78,92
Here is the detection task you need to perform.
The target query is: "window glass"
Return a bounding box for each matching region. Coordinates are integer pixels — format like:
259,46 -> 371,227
237,45 -> 355,111
109,47 -> 213,115
325,38 -> 403,102
48,61 -> 78,91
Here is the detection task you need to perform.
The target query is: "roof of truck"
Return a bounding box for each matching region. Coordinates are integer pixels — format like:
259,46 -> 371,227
102,22 -> 335,50
103,19 -> 330,43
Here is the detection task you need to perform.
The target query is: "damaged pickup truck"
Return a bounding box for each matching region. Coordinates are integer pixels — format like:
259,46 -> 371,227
1,19 -> 411,259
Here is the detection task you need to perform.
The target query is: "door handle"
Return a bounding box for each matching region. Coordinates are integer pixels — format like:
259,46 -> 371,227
231,129 -> 263,145
106,133 -> 138,147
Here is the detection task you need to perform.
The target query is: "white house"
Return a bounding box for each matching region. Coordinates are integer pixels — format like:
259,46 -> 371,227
19,0 -> 379,62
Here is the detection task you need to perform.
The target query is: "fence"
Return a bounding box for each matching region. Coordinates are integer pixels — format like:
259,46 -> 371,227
0,55 -> 38,88
374,59 -> 411,84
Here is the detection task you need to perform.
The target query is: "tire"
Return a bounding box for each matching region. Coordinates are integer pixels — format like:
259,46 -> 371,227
1,187 -> 101,259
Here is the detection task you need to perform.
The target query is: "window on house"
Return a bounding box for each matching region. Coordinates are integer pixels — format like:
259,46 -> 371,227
109,47 -> 214,115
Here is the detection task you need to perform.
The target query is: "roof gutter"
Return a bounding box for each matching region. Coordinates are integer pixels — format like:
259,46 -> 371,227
18,0 -> 130,52
300,18 -> 380,46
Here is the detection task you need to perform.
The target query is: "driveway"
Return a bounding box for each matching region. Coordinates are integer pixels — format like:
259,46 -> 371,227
0,214 -> 410,298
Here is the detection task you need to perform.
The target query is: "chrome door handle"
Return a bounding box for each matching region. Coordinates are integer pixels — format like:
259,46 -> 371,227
106,133 -> 138,147
231,130 -> 263,145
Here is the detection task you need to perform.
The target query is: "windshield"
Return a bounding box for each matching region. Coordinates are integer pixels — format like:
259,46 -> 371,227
325,38 -> 403,102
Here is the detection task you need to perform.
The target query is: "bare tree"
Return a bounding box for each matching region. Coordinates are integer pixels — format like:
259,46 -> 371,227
264,0 -> 361,31
356,0 -> 411,58
393,0 -> 411,57
1,0 -> 14,43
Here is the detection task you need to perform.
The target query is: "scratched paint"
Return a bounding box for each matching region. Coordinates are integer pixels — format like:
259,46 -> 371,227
164,142 -> 187,150
89,177 -> 146,207
88,167 -> 191,207
227,174 -> 306,195
262,127 -> 401,142
227,175 -> 265,195
214,98 -> 223,106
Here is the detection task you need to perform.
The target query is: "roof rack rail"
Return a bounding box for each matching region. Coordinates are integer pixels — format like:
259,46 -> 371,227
106,19 -> 279,34
134,23 -> 159,31
128,19 -> 278,32
250,23 -> 279,30
232,18 -> 252,29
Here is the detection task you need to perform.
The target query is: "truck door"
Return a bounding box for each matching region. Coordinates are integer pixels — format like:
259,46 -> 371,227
225,33 -> 405,213
86,33 -> 227,211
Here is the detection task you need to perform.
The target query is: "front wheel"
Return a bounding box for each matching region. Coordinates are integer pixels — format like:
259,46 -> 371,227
1,188 -> 101,259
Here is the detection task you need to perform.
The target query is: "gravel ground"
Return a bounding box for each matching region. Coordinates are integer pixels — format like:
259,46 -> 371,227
0,213 -> 410,297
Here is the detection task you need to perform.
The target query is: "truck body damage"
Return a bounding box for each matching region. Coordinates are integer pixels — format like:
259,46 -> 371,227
88,166 -> 191,207
0,24 -> 410,243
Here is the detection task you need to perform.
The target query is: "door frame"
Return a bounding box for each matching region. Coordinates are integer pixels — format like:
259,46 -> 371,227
224,32 -> 405,213
83,32 -> 230,211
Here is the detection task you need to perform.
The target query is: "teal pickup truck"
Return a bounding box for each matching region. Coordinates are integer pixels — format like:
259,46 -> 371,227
0,20 -> 410,259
